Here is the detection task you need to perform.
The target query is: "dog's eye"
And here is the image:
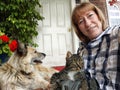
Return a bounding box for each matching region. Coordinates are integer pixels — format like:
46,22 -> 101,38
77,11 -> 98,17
33,60 -> 42,63
34,51 -> 37,53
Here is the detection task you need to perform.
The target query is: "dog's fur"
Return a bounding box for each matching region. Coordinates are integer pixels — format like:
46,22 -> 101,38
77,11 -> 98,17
0,42 -> 57,90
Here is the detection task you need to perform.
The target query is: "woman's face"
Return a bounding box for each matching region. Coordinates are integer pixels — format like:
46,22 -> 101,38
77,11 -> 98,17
77,10 -> 103,40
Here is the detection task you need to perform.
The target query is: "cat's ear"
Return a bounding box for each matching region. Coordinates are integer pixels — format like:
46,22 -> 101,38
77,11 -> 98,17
66,51 -> 72,58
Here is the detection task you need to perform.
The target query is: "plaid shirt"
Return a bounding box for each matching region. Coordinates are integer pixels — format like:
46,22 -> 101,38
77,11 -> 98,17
80,25 -> 120,90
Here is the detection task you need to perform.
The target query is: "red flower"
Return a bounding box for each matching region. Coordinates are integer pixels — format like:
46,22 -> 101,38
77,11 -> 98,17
109,0 -> 117,6
9,40 -> 18,52
0,35 -> 9,42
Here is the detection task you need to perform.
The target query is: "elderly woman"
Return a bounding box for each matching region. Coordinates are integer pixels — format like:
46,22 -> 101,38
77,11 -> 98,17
72,2 -> 120,90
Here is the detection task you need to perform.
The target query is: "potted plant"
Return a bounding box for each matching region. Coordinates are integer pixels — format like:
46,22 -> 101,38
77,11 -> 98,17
0,0 -> 44,46
0,31 -> 18,64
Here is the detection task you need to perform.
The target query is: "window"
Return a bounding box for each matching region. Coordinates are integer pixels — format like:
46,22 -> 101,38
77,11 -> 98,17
75,0 -> 80,4
106,0 -> 120,26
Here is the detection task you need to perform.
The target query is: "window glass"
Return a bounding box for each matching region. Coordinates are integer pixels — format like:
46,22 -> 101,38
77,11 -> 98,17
106,0 -> 120,26
76,0 -> 80,4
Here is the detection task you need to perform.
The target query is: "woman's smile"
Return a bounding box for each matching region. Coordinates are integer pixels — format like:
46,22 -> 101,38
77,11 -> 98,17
78,10 -> 103,40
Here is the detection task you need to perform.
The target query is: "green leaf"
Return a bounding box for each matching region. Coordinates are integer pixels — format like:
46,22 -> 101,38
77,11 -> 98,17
0,40 -> 2,44
0,50 -> 2,54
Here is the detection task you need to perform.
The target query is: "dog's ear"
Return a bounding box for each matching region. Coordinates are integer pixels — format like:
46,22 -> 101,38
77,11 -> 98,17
16,40 -> 27,56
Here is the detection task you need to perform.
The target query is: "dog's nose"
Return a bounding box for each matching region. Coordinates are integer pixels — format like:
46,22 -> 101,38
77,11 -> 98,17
42,53 -> 46,57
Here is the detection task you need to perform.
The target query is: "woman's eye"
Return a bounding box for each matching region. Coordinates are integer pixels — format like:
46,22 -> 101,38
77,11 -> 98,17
88,13 -> 93,18
78,19 -> 84,24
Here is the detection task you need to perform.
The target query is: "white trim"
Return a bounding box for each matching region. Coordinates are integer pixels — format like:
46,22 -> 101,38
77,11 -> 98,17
70,0 -> 80,53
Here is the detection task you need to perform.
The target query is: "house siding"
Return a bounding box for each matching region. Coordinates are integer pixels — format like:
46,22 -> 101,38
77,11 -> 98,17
89,0 -> 109,26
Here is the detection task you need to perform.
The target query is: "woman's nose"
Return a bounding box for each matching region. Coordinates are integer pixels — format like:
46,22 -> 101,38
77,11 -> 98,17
84,18 -> 91,27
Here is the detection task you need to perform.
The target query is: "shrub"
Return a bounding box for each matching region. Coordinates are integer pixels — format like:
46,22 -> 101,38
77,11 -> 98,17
0,0 -> 44,46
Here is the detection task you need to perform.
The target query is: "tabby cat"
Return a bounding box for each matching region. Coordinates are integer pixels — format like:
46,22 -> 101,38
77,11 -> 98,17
50,51 -> 88,90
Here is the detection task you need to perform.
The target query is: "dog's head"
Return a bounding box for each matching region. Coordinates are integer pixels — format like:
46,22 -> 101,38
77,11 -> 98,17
8,41 -> 46,74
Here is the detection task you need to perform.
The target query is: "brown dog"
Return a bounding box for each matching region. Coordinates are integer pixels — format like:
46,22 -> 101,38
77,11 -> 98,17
0,42 -> 57,90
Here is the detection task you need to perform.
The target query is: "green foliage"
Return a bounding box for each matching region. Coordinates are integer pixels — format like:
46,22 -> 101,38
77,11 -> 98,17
0,0 -> 44,46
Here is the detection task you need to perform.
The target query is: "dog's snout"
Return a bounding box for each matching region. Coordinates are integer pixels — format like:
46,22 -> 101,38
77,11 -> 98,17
42,53 -> 46,57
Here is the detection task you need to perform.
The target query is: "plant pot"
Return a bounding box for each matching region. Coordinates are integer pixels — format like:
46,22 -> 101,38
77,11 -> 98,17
0,53 -> 9,64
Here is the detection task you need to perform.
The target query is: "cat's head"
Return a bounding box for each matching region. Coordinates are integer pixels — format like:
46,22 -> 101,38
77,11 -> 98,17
65,51 -> 84,71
